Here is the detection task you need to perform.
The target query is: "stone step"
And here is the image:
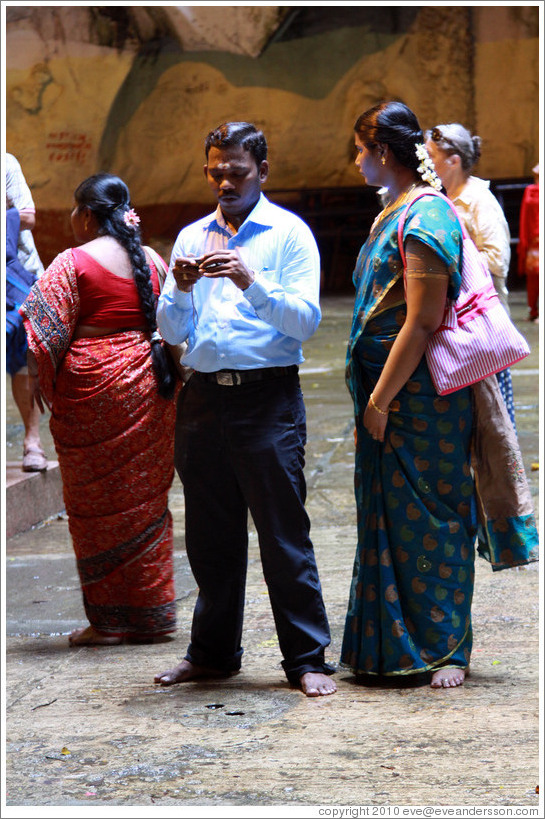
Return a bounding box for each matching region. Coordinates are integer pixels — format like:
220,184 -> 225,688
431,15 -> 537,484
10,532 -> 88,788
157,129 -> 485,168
5,461 -> 65,538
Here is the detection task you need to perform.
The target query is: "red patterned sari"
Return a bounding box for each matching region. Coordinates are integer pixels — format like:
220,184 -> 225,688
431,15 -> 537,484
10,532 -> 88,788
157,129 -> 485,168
21,249 -> 178,639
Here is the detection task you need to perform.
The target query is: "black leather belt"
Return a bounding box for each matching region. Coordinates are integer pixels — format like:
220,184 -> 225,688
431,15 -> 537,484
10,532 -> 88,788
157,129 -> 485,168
194,365 -> 298,386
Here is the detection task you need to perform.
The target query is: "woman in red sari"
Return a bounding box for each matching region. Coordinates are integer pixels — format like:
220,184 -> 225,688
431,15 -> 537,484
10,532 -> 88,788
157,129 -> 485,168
21,173 -> 180,646
518,164 -> 539,322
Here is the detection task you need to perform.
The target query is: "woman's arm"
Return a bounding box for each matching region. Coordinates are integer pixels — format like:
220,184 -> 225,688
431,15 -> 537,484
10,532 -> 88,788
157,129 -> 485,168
27,350 -> 50,413
18,210 -> 36,231
364,239 -> 449,441
20,248 -> 80,408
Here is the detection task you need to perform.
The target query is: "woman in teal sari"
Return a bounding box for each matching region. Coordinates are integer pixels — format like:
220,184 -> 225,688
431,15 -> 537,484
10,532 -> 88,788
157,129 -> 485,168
341,102 -> 537,689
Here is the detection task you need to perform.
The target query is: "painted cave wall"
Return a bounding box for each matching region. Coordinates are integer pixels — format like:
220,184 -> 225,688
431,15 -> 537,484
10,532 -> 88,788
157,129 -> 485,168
5,5 -> 540,288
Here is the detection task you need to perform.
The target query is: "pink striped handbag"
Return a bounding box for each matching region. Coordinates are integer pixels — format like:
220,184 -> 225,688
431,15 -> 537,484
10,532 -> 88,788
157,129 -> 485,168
398,190 -> 530,396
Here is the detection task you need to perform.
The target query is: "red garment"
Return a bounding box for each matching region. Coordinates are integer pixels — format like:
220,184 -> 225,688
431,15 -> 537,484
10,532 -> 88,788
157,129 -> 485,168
73,247 -> 160,327
518,183 -> 540,319
526,273 -> 539,320
21,248 -> 179,638
51,331 -> 177,637
517,183 -> 539,276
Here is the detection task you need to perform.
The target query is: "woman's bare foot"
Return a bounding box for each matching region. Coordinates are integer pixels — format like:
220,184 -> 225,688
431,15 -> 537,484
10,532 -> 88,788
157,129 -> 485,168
430,666 -> 466,688
154,659 -> 229,686
299,672 -> 337,697
68,626 -> 123,646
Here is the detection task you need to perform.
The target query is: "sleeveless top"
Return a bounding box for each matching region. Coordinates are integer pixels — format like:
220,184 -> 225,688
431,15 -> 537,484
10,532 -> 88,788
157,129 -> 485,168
73,247 -> 160,327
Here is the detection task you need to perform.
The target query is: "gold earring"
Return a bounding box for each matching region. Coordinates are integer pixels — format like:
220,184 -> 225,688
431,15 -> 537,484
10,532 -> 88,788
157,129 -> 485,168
381,156 -> 386,166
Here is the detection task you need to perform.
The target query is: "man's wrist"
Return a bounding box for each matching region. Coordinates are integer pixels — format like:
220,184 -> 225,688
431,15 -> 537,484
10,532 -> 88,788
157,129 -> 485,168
173,286 -> 194,305
240,272 -> 256,292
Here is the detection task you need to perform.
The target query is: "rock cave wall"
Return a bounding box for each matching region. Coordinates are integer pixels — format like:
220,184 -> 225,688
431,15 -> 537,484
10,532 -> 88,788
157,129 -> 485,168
5,4 -> 540,275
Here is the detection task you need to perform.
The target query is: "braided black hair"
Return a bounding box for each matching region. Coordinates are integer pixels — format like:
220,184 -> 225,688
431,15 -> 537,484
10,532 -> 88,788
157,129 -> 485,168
73,173 -> 176,399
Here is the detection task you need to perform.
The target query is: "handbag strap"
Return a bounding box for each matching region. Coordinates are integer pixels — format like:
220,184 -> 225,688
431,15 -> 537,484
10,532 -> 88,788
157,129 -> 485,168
396,188 -> 469,271
144,245 -> 169,290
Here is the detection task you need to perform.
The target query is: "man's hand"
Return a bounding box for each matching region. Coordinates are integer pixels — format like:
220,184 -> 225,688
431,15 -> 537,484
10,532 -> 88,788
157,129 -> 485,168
198,249 -> 255,290
172,256 -> 204,292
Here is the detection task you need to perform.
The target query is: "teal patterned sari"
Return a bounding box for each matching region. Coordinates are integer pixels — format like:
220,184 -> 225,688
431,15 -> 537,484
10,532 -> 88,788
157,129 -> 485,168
341,195 -> 477,678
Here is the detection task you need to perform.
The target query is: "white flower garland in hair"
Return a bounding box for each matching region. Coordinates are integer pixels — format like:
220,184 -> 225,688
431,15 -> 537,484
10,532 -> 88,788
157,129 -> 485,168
415,143 -> 442,190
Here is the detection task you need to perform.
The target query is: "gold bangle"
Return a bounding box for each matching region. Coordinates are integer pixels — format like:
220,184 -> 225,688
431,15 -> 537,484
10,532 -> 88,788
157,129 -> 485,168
369,392 -> 389,416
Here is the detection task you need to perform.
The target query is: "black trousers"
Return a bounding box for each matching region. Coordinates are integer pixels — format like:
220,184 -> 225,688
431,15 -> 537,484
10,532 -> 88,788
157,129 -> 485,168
174,369 -> 333,684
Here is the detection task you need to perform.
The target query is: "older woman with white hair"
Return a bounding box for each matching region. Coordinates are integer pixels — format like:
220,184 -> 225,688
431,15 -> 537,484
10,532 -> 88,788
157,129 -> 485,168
425,122 -> 517,428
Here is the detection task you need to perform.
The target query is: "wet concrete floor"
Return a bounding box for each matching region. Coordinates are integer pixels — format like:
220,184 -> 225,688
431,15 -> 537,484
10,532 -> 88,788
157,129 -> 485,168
3,291 -> 541,814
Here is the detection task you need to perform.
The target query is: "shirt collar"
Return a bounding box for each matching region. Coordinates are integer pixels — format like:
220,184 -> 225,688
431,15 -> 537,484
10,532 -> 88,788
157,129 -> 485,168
208,192 -> 273,233
453,176 -> 491,206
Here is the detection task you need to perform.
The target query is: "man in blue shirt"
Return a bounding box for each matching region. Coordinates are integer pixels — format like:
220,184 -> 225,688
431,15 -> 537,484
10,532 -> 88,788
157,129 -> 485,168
155,121 -> 336,697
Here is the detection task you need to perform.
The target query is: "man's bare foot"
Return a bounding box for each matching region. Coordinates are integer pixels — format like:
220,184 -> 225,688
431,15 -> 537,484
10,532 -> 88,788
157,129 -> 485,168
299,671 -> 337,697
430,666 -> 466,688
154,659 -> 229,686
68,626 -> 122,646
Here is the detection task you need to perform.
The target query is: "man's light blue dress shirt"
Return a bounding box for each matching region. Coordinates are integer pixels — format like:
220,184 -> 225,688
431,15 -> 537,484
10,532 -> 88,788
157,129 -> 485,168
156,193 -> 321,372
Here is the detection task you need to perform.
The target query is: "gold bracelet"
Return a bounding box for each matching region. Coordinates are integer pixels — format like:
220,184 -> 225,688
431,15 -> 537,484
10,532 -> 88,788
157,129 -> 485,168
369,392 -> 389,416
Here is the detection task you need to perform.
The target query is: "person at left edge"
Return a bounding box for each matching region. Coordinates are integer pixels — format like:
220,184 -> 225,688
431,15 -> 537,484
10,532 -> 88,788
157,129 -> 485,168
5,152 -> 48,472
155,121 -> 337,697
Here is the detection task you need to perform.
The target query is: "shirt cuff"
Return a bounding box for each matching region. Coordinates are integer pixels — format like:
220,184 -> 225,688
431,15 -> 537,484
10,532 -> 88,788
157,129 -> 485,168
173,287 -> 195,307
242,277 -> 269,308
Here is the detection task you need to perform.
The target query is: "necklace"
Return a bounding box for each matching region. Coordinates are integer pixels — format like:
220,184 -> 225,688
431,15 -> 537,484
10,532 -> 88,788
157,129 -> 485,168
373,182 -> 420,229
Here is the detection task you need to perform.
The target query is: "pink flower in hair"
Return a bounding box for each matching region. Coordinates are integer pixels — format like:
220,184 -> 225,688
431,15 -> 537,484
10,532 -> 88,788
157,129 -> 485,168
123,208 -> 141,228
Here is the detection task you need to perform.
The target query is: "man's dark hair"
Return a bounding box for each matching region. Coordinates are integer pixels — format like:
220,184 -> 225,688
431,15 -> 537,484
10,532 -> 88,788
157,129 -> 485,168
205,122 -> 268,166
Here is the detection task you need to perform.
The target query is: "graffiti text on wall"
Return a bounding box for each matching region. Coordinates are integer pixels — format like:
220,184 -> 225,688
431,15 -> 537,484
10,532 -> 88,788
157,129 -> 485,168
46,132 -> 91,164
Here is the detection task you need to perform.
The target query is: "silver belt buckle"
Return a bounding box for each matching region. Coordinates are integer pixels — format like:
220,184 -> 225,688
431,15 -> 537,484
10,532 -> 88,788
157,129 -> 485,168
217,371 -> 239,386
